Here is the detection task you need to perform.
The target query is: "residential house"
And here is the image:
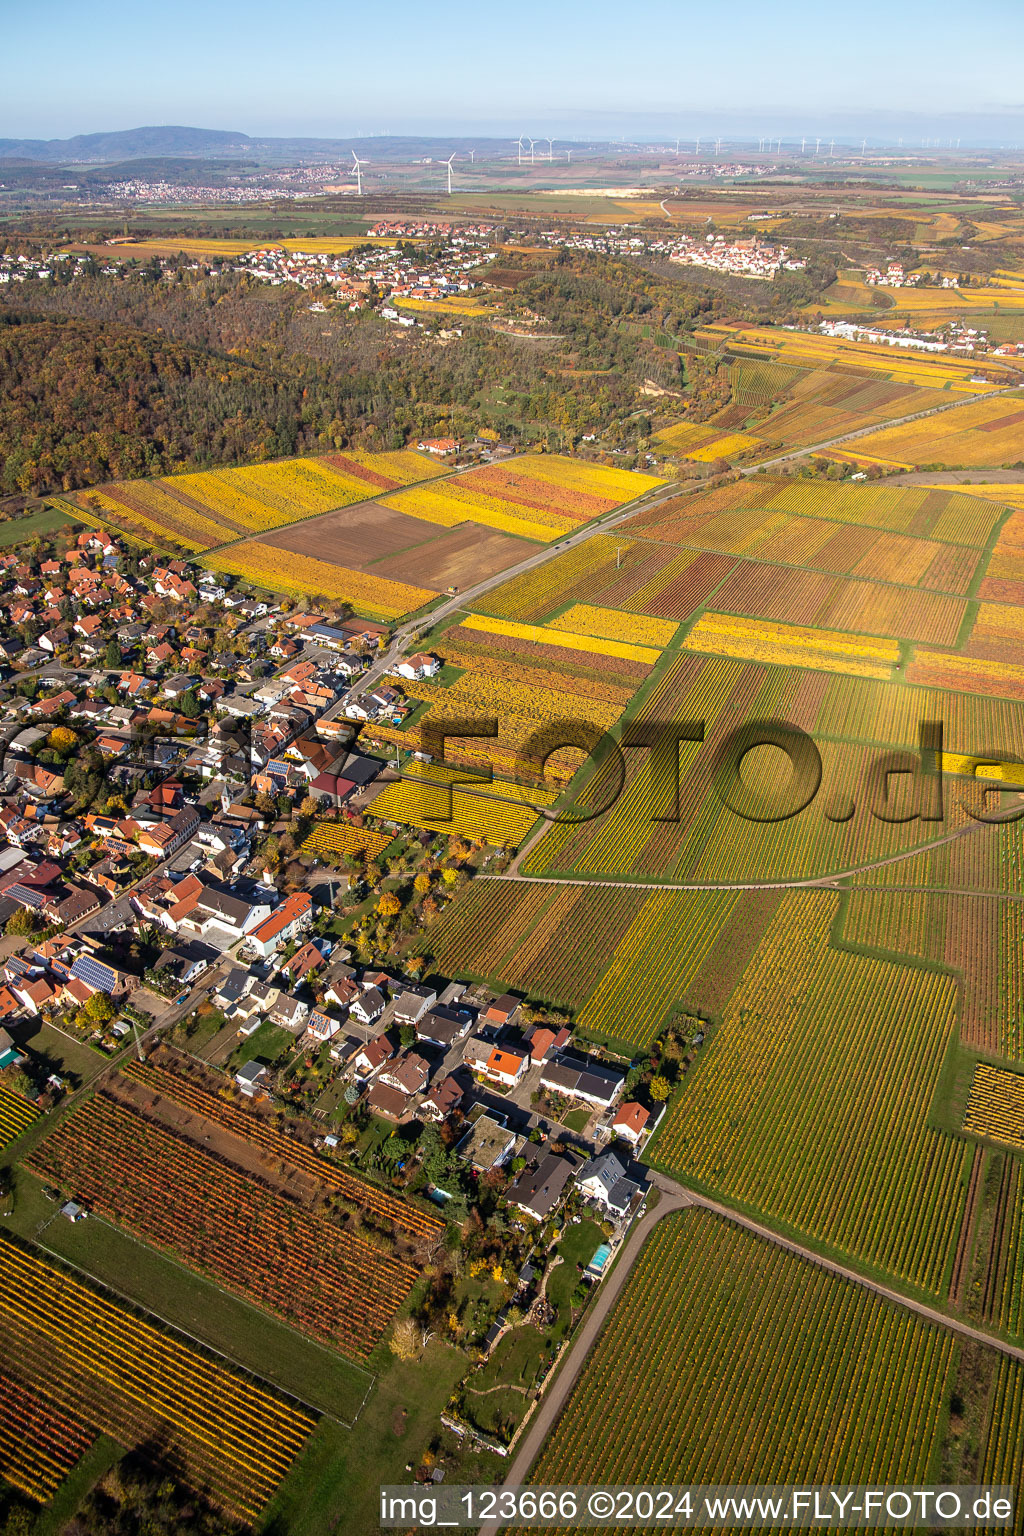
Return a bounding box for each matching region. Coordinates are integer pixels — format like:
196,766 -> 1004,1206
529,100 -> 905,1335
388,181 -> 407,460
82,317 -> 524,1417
12,762 -> 64,801
456,1113 -> 519,1173
212,968 -> 254,1010
392,984 -> 436,1027
353,1033 -> 395,1079
152,944 -> 215,988
540,1052 -> 625,1110
136,806 -> 199,859
378,1052 -> 430,1097
415,1004 -> 474,1050
350,986 -> 385,1026
610,1101 -> 652,1148
364,1081 -> 411,1122
268,994 -> 310,1033
524,1024 -> 571,1064
323,971 -> 360,1011
304,1008 -> 341,1046
462,1036 -> 496,1075
576,1149 -> 644,1217
507,1153 -> 580,1222
54,887 -> 101,927
69,954 -> 138,999
483,993 -> 522,1030
12,977 -> 57,1016
247,891 -> 314,960
284,939 -> 329,985
419,1074 -> 463,1123
393,653 -> 441,682
483,1046 -> 530,1089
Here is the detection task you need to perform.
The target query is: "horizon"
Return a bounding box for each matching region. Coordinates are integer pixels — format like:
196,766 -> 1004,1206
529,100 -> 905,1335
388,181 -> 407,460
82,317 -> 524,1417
5,113 -> 1024,156
4,0 -> 1023,142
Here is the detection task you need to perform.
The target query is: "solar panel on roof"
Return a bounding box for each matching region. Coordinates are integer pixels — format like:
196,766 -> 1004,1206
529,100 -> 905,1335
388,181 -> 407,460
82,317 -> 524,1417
71,955 -> 117,993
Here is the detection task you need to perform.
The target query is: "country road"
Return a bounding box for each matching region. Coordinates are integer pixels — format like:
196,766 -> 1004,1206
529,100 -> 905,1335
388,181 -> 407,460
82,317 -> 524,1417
478,1172 -> 1024,1534
341,377 -> 1017,724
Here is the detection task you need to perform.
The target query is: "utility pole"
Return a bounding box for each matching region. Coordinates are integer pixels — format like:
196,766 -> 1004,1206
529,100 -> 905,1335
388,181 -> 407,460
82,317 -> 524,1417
131,1015 -> 147,1064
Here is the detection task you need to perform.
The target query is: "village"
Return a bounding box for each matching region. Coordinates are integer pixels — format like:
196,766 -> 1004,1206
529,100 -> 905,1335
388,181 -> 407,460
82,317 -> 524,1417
233,227 -> 496,302
0,514 -> 674,1453
521,224 -> 806,278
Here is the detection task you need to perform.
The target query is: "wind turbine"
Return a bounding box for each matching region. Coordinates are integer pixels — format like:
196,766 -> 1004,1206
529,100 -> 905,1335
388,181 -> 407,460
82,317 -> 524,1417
351,150 -> 366,195
445,153 -> 456,194
565,149 -> 572,164
513,136 -> 525,164
468,148 -> 475,163
527,137 -> 536,163
543,137 -> 554,161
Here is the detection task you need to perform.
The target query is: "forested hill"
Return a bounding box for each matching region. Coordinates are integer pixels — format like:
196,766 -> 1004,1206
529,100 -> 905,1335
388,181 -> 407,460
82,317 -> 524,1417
0,311 -> 334,494
0,249 -> 809,496
0,126 -> 252,161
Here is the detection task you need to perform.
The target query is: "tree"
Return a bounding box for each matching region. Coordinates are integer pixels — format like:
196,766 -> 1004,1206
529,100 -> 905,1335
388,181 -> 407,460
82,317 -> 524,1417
47,726 -> 78,754
83,992 -> 115,1026
4,908 -> 38,938
377,891 -> 401,919
389,1316 -> 421,1361
649,1075 -> 670,1102
413,873 -> 431,896
104,638 -> 121,669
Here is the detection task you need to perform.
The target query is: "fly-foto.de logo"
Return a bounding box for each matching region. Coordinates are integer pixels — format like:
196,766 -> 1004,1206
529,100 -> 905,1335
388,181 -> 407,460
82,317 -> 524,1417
418,717 -> 1024,828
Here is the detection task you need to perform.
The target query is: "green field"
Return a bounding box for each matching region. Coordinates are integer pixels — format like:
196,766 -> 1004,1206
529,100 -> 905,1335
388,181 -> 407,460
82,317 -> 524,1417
262,1341 -> 498,1536
0,506 -> 81,545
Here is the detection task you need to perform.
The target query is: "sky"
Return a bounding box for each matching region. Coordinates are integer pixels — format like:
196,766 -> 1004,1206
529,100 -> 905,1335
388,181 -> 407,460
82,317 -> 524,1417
4,0 -> 1024,143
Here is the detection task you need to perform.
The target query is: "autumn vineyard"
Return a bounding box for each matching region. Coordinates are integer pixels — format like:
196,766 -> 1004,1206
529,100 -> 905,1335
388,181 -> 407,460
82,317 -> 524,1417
8,137 -> 1024,1534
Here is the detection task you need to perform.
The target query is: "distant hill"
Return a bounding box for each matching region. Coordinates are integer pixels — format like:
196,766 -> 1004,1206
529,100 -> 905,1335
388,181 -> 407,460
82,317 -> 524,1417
0,125 -> 554,167
0,126 -> 253,162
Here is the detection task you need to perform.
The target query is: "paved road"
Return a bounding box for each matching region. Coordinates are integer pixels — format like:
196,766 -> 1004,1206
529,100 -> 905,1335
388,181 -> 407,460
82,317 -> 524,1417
343,381 -> 1015,732
479,1171 -> 1024,1532
477,1182 -> 692,1536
